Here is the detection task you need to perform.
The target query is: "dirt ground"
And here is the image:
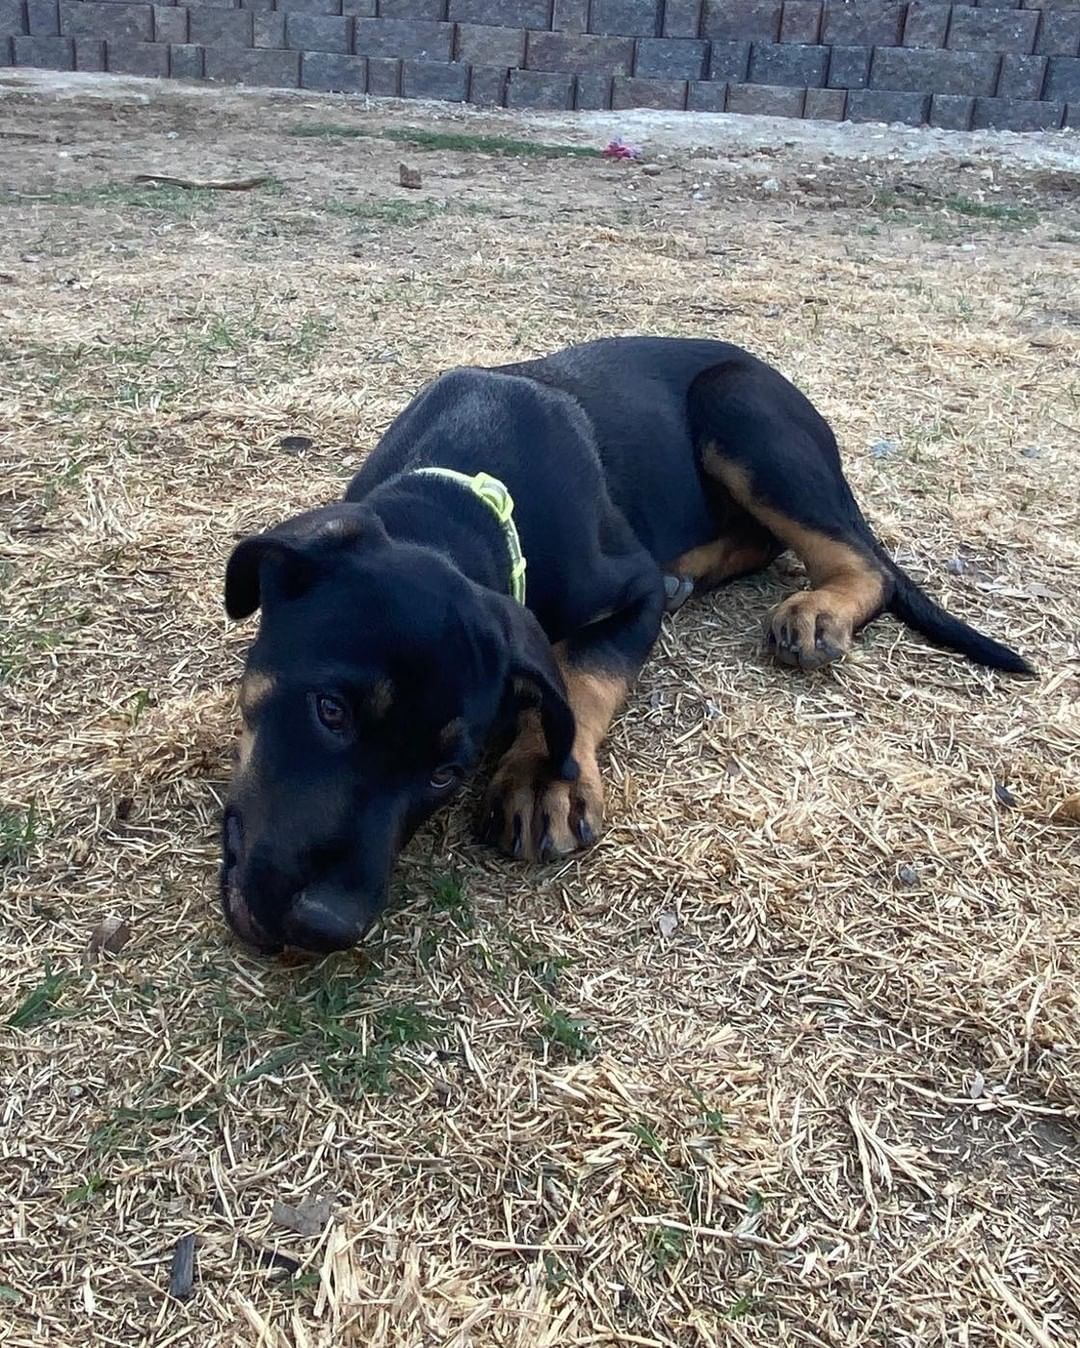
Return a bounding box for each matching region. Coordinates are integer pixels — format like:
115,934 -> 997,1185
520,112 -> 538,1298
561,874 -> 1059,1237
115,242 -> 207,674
1,71 -> 1078,1348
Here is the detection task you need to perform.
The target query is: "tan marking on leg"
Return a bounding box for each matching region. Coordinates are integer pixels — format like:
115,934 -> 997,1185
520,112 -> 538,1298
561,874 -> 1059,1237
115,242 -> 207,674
703,455 -> 887,670
668,535 -> 778,590
483,650 -> 628,863
237,726 -> 255,771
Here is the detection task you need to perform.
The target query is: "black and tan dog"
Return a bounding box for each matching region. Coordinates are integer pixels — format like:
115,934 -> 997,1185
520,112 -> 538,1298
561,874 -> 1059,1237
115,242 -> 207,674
220,337 -> 1032,954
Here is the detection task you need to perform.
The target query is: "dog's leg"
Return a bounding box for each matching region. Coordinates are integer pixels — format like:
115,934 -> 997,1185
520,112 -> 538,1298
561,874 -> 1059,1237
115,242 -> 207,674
482,576 -> 664,863
689,363 -> 891,671
664,522 -> 781,613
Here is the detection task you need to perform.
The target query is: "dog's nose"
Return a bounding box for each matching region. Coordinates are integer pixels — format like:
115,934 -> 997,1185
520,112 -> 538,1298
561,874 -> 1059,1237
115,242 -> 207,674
282,888 -> 367,953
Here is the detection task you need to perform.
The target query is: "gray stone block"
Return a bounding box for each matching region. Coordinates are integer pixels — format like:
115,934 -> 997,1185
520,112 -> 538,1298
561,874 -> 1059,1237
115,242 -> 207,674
707,38 -> 749,79
846,87 -> 929,121
662,0 -> 701,37
589,0 -> 659,35
365,53 -> 399,90
379,0 -> 444,16
27,1 -> 58,36
401,55 -> 467,96
972,94 -> 1063,127
870,45 -> 1001,94
75,36 -> 105,65
507,66 -> 574,104
302,49 -> 365,87
59,2 -> 152,41
634,36 -> 707,78
525,29 -> 633,70
14,32 -> 71,62
1065,102 -> 1080,128
725,79 -> 805,114
687,77 -> 727,109
749,40 -> 827,85
169,40 -> 204,76
702,0 -> 780,42
902,1 -> 949,47
1036,11 -> 1080,58
780,0 -> 821,43
105,37 -> 168,72
803,85 -> 845,117
353,16 -> 450,58
826,43 -> 870,86
253,11 -> 284,44
0,34 -> 11,59
286,12 -> 350,50
454,21 -> 525,65
947,6 -> 1038,52
575,69 -> 611,103
240,0 -> 274,10
612,72 -> 686,104
153,3 -> 187,41
448,0 -> 549,25
341,0 -> 373,11
996,52 -> 1045,97
468,63 -> 508,102
188,6 -> 252,44
821,0 -> 905,46
929,92 -> 974,125
204,45 -> 301,82
552,0 -> 587,31
0,2 -> 27,38
1044,54 -> 1080,100
277,0 -> 342,11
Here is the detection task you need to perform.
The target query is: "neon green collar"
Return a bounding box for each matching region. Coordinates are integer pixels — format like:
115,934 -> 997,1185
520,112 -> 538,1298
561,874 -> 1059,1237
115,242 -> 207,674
413,467 -> 527,605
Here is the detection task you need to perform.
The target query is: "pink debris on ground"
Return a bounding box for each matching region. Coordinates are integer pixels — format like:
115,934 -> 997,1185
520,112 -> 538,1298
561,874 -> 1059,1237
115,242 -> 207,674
602,137 -> 642,160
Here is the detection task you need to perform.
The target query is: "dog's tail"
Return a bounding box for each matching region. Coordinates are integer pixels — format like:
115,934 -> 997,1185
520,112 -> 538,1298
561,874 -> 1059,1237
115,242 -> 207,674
873,547 -> 1035,676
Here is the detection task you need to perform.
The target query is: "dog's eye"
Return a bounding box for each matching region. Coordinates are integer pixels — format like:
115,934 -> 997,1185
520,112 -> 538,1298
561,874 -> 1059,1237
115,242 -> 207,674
429,766 -> 460,792
315,694 -> 349,735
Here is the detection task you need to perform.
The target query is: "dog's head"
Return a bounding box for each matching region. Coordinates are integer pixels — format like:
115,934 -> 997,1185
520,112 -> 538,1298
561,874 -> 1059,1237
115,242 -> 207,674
219,503 -> 576,955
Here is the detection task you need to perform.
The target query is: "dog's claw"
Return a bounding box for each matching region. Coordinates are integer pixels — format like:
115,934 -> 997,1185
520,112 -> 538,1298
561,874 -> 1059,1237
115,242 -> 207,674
511,814 -> 524,859
575,816 -> 595,847
663,573 -> 695,615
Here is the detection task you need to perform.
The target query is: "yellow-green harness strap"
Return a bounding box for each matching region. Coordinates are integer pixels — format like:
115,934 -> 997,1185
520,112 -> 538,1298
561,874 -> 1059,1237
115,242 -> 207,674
412,467 -> 527,605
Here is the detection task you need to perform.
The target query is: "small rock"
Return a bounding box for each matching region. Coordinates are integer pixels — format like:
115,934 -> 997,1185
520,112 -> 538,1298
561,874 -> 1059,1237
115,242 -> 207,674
399,163 -> 422,190
1020,445 -> 1042,459
761,177 -> 780,193
271,1195 -> 332,1238
278,435 -> 313,454
946,557 -> 967,575
869,439 -> 899,459
88,916 -> 132,958
993,782 -> 1018,809
168,1234 -> 197,1301
897,864 -> 919,888
641,163 -> 662,177
657,911 -> 678,940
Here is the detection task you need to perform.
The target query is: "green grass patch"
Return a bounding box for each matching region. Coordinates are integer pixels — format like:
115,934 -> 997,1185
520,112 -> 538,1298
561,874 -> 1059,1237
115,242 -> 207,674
648,1223 -> 686,1276
942,195 -> 1039,226
290,123 -> 597,160
0,179 -> 282,215
536,1002 -> 593,1062
325,197 -> 450,228
0,805 -> 37,866
8,965 -> 69,1029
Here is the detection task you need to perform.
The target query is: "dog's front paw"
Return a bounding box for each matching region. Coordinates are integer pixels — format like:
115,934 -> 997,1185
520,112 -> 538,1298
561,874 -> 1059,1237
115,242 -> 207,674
480,746 -> 604,863
767,592 -> 853,671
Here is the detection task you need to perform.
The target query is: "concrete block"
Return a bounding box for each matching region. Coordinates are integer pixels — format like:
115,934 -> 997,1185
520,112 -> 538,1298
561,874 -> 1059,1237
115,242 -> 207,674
634,35 -> 707,77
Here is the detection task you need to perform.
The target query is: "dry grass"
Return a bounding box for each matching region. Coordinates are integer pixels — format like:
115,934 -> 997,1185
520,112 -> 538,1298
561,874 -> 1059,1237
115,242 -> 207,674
1,81 -> 1079,1348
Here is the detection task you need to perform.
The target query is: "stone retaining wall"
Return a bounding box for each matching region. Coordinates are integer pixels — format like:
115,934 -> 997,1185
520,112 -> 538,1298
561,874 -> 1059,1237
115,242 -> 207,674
2,0 -> 1078,131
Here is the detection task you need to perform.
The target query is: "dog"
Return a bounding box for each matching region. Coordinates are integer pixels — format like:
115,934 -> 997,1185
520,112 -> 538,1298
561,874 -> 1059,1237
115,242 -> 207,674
219,336 -> 1032,955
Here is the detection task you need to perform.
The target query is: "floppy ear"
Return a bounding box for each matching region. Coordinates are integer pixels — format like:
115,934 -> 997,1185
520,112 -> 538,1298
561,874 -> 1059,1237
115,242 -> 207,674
224,536 -> 315,621
224,506 -> 380,621
495,599 -> 579,783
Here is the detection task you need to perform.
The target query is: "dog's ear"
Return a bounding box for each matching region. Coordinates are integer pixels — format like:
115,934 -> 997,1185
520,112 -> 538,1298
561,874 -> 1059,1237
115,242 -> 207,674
224,506 -> 380,621
224,536 -> 314,621
493,598 -> 578,782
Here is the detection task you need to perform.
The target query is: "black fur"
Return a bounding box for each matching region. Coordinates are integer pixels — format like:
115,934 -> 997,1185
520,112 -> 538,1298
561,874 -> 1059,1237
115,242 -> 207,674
220,337 -> 1032,954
